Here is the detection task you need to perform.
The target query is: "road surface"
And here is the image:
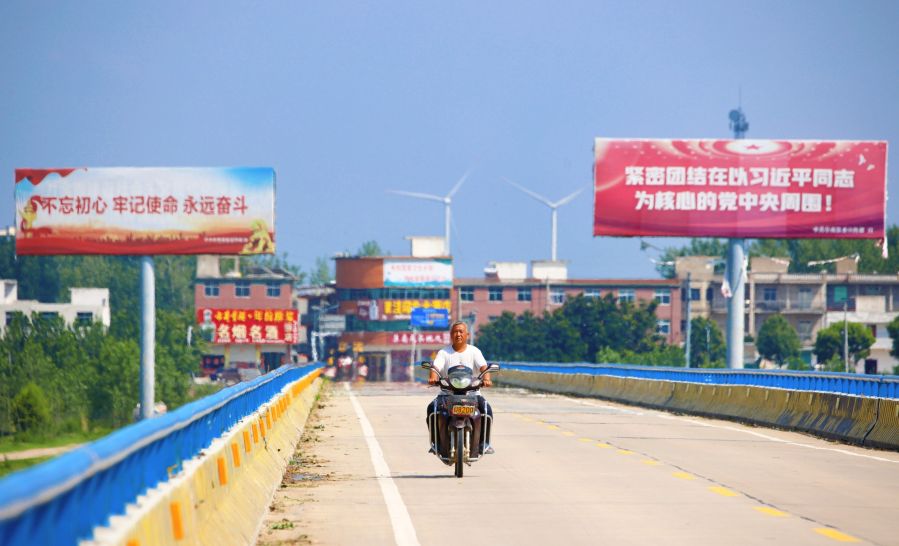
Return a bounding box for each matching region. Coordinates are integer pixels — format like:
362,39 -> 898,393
258,381 -> 899,546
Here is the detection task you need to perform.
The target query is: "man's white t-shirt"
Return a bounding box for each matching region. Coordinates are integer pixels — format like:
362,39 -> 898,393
433,344 -> 488,375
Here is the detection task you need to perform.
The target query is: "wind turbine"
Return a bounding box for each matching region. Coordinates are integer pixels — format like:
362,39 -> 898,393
505,178 -> 585,261
387,171 -> 470,256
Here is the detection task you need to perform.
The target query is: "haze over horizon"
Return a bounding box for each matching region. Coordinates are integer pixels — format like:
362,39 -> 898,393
2,1 -> 896,280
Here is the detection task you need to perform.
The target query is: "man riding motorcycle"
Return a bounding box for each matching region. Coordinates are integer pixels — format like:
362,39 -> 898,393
426,321 -> 494,455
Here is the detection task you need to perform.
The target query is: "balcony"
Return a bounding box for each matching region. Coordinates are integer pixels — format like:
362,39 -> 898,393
711,298 -> 824,314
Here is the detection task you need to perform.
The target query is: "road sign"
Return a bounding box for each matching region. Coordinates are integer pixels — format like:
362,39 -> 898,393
319,314 -> 346,333
410,307 -> 449,328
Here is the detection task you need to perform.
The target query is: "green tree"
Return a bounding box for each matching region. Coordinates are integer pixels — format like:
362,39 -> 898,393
814,322 -> 875,372
886,316 -> 899,361
689,317 -> 725,368
11,382 -> 51,435
310,256 -> 333,285
756,314 -> 801,367
357,240 -> 385,257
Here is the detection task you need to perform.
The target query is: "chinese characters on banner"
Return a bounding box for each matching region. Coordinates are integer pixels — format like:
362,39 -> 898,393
383,259 -> 453,287
15,167 -> 275,255
593,139 -> 887,240
388,331 -> 451,345
197,308 -> 298,345
381,299 -> 451,319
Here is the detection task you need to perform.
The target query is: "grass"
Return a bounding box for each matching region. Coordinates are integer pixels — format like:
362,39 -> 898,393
0,429 -> 112,455
0,456 -> 52,478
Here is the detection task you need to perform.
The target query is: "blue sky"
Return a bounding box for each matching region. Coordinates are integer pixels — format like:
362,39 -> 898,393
2,1 -> 897,279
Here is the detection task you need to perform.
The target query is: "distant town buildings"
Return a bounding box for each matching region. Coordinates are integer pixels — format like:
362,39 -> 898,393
0,279 -> 110,335
677,255 -> 899,373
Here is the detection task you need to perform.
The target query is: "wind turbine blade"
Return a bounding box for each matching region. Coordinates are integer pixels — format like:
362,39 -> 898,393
446,169 -> 472,199
551,187 -> 586,208
387,189 -> 444,202
504,177 -> 553,207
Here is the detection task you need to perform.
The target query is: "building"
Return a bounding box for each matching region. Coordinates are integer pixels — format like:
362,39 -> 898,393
677,255 -> 899,373
1,279 -> 110,334
193,256 -> 302,378
454,261 -> 683,345
334,238 -> 453,381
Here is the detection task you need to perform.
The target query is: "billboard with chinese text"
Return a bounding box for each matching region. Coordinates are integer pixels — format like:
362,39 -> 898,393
15,167 -> 275,255
197,308 -> 298,345
383,259 -> 452,287
593,139 -> 887,239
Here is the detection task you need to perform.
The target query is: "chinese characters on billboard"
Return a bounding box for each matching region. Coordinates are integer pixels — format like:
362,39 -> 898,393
356,299 -> 452,320
388,331 -> 451,345
197,308 -> 298,345
15,167 -> 276,255
593,139 -> 887,240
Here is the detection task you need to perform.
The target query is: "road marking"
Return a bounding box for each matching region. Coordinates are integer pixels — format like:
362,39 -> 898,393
561,431 -> 575,436
345,384 -> 419,546
754,506 -> 789,517
708,486 -> 739,497
814,528 -> 860,542
578,438 -> 593,443
595,442 -> 612,449
655,413 -> 899,465
672,472 -> 695,480
641,459 -> 661,466
545,424 -> 560,430
617,449 -> 634,455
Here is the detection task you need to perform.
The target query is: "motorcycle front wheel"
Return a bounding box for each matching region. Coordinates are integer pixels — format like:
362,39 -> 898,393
454,428 -> 464,478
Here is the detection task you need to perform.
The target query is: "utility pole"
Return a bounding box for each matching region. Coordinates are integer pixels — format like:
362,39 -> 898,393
843,301 -> 850,373
684,272 -> 692,367
726,107 -> 749,369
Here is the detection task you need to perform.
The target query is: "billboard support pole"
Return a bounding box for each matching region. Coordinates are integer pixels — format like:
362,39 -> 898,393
726,107 -> 749,369
684,272 -> 692,367
139,256 -> 156,420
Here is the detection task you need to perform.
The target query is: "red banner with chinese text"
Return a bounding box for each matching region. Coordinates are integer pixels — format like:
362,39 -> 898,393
593,139 -> 887,240
197,308 -> 298,345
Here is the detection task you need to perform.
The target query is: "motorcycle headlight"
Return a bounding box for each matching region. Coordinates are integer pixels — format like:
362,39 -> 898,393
450,376 -> 472,389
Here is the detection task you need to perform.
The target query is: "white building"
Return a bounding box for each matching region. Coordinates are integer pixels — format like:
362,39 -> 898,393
1,279 -> 110,334
824,295 -> 898,374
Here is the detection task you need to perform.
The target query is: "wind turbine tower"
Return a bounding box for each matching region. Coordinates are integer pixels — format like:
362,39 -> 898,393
505,178 -> 584,261
387,171 -> 470,256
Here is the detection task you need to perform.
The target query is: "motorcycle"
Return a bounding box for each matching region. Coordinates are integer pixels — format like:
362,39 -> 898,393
422,360 -> 499,478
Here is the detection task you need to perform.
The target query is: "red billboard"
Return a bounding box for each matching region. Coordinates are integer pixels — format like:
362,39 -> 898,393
197,308 -> 298,345
593,139 -> 887,240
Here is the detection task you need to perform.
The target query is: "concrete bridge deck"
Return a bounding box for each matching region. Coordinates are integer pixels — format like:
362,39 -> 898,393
258,381 -> 899,546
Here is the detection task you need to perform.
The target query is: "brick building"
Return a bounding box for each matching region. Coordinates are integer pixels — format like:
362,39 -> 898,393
453,261 -> 683,345
194,256 -> 301,378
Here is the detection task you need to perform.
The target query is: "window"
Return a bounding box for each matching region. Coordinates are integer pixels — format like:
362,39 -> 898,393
798,320 -> 811,339
76,312 -> 93,325
550,288 -> 565,304
203,282 -> 220,297
488,287 -> 503,302
5,311 -> 23,326
460,287 -> 474,301
585,288 -> 601,298
763,287 -> 777,301
690,288 -> 701,301
266,281 -> 281,298
654,289 -> 671,305
39,311 -> 58,321
657,319 -> 671,335
235,281 -> 250,298
517,287 -> 532,302
618,289 -> 635,303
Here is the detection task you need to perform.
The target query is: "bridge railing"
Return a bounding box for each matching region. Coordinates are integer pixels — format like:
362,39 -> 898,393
501,362 -> 899,399
0,362 -> 322,546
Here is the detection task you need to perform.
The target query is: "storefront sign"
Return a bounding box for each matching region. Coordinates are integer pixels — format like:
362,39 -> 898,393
197,308 -> 298,344
388,331 -> 451,345
383,259 -> 453,287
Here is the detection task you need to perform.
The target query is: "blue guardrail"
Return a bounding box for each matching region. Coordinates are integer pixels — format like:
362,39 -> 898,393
0,363 -> 322,546
502,362 -> 899,400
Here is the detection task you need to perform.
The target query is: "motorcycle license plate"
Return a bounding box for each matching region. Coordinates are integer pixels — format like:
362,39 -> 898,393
451,405 -> 475,416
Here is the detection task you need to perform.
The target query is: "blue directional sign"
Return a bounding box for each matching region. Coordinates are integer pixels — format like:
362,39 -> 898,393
410,307 -> 449,328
